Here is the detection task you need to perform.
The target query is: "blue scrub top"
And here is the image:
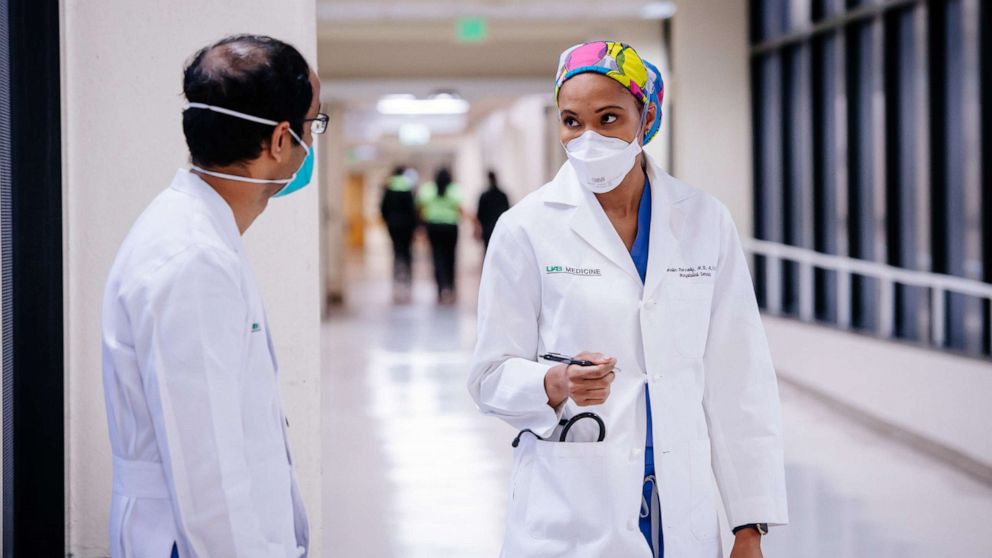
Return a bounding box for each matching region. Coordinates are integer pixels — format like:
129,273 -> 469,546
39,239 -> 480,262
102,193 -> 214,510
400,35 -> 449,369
630,179 -> 653,449
632,179 -> 663,557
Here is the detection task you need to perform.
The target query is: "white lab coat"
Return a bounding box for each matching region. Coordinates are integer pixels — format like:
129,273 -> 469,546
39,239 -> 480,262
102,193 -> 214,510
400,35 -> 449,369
102,169 -> 309,558
469,156 -> 788,558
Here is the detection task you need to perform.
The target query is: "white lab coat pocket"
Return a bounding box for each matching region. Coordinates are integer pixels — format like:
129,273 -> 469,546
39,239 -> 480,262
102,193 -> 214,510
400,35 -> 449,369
522,438 -> 611,543
689,439 -> 720,541
663,283 -> 714,358
248,451 -> 296,549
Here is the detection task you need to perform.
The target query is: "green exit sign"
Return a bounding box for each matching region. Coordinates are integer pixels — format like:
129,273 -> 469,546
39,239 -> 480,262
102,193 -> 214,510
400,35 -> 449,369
456,17 -> 487,43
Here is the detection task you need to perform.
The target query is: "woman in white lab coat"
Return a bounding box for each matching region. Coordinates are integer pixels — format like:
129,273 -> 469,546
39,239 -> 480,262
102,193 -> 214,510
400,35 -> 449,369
468,41 -> 788,558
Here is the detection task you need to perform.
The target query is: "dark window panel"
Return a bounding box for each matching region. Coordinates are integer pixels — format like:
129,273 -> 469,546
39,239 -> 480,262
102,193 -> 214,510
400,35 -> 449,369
751,54 -> 765,306
813,0 -> 831,22
884,7 -> 927,342
783,44 -> 814,317
930,0 -> 980,353
750,0 -> 763,45
812,31 -> 842,323
846,20 -> 880,332
782,45 -> 799,316
753,0 -> 789,44
981,0 -> 992,354
753,52 -> 785,309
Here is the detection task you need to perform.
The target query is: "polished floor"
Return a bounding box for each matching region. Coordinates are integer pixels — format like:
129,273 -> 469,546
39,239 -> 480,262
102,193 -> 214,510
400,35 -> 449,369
322,232 -> 992,558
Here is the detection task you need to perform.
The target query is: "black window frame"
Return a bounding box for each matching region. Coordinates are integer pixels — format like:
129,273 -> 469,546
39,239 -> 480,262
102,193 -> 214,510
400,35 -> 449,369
1,0 -> 65,552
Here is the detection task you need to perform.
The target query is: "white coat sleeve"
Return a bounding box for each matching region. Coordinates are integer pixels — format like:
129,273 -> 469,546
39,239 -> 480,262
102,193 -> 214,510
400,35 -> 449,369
701,205 -> 789,530
129,246 -> 284,558
468,218 -> 563,436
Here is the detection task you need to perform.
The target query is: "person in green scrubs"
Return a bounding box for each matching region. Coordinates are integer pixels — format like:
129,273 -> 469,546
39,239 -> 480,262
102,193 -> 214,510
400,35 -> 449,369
417,167 -> 462,304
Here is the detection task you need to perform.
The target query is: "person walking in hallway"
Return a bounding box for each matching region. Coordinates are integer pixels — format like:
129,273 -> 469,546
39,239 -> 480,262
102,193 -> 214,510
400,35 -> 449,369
101,34 -> 323,557
469,41 -> 787,558
417,167 -> 462,305
380,165 -> 418,303
476,169 -> 511,253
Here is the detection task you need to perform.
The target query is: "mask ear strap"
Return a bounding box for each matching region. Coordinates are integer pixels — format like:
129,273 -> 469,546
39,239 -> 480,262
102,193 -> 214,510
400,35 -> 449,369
186,102 -> 280,126
636,102 -> 652,146
287,127 -> 311,151
623,102 -> 651,147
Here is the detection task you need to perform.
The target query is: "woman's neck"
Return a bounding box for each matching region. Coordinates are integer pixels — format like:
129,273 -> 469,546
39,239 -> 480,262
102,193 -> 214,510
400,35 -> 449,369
594,156 -> 646,218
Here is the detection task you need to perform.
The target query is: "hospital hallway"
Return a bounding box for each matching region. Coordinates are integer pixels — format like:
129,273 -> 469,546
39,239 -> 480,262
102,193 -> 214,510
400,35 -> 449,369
321,232 -> 992,558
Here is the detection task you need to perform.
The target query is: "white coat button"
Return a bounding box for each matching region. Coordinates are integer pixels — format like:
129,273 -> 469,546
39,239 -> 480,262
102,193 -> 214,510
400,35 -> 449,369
628,518 -> 638,531
630,448 -> 644,461
652,373 -> 663,382
644,298 -> 656,307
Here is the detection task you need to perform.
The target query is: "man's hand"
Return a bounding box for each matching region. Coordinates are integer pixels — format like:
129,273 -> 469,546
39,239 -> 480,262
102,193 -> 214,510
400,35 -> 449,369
729,528 -> 763,558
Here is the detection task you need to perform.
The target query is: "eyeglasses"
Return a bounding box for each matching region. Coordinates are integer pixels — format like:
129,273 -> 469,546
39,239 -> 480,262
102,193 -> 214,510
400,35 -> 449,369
305,112 -> 329,135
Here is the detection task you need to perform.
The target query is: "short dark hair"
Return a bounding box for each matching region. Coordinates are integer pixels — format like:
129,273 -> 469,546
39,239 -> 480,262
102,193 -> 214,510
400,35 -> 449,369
182,34 -> 313,167
436,167 -> 452,196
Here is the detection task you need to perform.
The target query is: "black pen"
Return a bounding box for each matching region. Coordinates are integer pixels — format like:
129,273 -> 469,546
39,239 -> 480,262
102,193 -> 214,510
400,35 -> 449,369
540,352 -> 621,372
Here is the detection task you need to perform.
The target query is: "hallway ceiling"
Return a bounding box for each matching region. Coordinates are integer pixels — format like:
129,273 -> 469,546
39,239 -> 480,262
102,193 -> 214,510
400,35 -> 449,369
316,0 -> 671,80
316,0 -> 674,153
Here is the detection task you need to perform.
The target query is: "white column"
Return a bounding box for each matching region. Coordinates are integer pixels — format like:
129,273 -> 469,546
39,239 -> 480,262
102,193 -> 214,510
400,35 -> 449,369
61,1 -> 322,555
671,0 -> 753,233
320,102 -> 348,313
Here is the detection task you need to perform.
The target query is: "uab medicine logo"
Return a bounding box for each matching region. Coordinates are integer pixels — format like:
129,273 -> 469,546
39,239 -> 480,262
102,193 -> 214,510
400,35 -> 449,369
545,265 -> 601,277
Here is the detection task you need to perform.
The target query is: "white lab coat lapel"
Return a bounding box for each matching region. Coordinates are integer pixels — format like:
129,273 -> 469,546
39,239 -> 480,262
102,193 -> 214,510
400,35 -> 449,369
570,191 -> 643,285
546,162 -> 643,285
643,160 -> 682,301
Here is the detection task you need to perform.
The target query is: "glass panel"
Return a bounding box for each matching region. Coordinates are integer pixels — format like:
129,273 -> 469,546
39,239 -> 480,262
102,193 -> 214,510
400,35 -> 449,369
981,0 -> 992,354
753,52 -> 785,310
846,20 -> 880,332
783,44 -> 813,317
811,31 -> 842,323
884,7 -> 927,342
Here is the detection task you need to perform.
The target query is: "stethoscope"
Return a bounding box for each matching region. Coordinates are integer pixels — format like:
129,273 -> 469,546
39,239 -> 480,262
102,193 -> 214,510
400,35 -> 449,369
511,412 -> 606,447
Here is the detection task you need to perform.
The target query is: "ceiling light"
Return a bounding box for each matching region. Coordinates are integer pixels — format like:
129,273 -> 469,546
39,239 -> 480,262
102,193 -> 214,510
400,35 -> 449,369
377,96 -> 470,116
640,1 -> 677,20
398,123 -> 432,146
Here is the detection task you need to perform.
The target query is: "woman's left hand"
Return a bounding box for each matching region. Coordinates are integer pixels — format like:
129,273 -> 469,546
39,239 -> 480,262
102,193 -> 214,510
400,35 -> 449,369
729,529 -> 763,558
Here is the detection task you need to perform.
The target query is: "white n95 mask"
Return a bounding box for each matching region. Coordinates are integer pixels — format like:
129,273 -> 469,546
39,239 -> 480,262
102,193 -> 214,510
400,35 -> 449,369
562,106 -> 649,194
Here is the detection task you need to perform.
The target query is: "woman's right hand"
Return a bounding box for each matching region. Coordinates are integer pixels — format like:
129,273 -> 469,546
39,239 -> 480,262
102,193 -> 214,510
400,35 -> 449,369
544,352 -> 617,408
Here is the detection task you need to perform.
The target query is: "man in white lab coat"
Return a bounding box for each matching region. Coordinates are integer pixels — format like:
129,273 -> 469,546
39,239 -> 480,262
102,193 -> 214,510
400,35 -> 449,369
102,35 -> 326,557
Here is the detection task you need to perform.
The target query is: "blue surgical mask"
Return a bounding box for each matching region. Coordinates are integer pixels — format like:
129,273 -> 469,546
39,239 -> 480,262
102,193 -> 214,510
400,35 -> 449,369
273,141 -> 313,198
186,102 -> 314,197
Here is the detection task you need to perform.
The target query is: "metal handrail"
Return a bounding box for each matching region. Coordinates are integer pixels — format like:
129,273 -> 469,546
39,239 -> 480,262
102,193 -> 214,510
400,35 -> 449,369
742,238 -> 992,351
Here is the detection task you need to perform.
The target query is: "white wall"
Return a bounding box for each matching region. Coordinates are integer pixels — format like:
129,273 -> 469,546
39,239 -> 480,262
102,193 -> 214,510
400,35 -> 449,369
456,95 -> 554,210
61,1 -> 322,555
765,316 -> 992,467
620,24 -> 673,173
321,103 -> 348,311
671,0 -> 753,234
